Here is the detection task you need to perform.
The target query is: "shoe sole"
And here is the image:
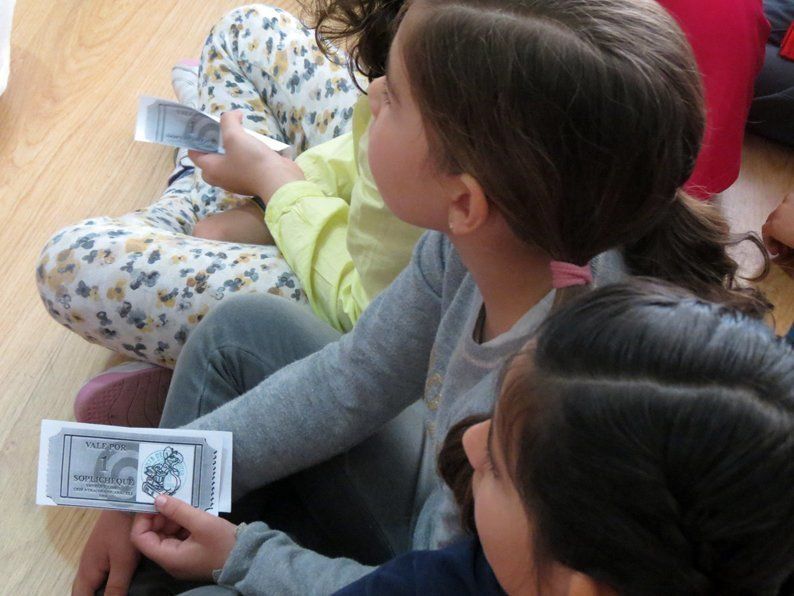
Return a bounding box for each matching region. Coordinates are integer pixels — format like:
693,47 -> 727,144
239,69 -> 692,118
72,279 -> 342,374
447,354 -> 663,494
74,366 -> 173,427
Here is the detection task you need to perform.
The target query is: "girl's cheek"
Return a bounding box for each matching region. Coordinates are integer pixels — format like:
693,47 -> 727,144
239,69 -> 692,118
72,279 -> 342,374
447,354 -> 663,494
369,95 -> 380,119
470,469 -> 481,498
367,130 -> 384,189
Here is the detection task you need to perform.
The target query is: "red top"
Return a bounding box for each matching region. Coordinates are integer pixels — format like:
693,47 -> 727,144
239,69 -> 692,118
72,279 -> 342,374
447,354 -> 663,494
659,0 -> 769,199
781,22 -> 794,61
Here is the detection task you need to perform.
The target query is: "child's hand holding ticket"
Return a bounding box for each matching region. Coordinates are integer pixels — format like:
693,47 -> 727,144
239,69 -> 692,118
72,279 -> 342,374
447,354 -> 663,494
134,95 -> 292,156
131,494 -> 237,581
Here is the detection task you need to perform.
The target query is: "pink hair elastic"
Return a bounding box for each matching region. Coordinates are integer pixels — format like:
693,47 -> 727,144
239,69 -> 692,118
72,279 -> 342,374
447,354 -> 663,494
549,261 -> 593,289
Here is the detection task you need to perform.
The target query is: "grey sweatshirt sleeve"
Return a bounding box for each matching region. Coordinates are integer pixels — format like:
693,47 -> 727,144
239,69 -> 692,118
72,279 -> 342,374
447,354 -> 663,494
217,522 -> 374,595
185,231 -> 449,498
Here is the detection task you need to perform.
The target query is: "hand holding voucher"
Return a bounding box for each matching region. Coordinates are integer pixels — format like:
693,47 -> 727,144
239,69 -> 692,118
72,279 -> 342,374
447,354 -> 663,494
131,494 -> 238,581
134,95 -> 291,156
189,111 -> 306,201
134,97 -> 304,202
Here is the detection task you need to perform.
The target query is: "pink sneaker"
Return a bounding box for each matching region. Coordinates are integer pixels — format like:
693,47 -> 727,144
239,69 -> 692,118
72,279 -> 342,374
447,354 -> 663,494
74,362 -> 173,427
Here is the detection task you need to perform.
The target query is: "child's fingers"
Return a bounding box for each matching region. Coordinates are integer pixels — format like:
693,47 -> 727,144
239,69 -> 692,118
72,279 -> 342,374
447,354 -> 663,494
162,516 -> 187,537
154,494 -> 211,535
130,512 -> 155,537
151,513 -> 166,533
219,110 -> 244,129
129,524 -> 158,554
91,535 -> 141,596
130,520 -> 177,557
191,153 -> 228,188
221,110 -> 243,142
71,576 -> 96,596
72,564 -> 107,596
131,527 -> 188,572
103,553 -> 138,596
187,149 -> 208,160
132,512 -> 183,540
219,111 -> 245,144
188,150 -> 215,171
148,513 -> 184,536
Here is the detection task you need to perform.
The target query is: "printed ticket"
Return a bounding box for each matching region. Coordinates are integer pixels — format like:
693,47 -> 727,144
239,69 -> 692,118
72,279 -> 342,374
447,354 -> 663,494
36,420 -> 232,515
134,95 -> 292,156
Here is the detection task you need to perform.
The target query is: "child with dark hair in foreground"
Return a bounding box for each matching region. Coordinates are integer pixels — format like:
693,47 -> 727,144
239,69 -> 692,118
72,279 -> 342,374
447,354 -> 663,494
339,282 -> 794,595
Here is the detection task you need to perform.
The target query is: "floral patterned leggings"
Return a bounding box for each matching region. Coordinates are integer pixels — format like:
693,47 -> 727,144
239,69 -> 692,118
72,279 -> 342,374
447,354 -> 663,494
36,5 -> 360,367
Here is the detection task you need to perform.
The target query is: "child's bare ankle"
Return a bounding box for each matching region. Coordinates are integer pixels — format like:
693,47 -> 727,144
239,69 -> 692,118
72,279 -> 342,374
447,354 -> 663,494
193,215 -> 232,242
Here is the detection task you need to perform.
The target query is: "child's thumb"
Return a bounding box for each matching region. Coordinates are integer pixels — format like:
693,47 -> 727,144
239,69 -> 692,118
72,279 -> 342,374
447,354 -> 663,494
219,110 -> 244,131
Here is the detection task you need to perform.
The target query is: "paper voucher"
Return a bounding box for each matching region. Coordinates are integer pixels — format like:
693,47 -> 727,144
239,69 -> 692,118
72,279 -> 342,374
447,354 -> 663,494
37,420 -> 232,515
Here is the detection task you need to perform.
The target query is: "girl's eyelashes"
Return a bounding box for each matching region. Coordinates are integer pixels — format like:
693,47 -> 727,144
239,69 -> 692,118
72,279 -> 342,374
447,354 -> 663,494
382,81 -> 391,105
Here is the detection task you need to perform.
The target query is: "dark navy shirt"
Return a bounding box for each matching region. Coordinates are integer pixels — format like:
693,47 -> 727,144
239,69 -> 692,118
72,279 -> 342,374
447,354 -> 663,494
333,537 -> 506,596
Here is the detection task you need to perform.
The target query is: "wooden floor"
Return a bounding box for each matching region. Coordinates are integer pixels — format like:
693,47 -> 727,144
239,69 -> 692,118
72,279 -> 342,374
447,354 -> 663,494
0,1 -> 792,593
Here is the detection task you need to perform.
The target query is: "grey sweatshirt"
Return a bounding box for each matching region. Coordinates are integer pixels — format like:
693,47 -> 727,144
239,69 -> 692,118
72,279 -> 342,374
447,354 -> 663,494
187,231 -> 624,594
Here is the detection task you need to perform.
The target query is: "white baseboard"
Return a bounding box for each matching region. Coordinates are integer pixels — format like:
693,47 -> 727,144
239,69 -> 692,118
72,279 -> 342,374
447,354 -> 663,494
0,0 -> 16,96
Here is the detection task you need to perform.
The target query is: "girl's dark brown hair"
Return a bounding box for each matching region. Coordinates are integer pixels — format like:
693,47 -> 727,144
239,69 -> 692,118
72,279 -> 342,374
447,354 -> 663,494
304,0 -> 403,87
440,281 -> 794,594
399,0 -> 769,316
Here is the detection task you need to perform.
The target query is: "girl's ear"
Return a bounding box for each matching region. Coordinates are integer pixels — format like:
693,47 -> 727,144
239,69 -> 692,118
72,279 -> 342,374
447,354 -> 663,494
566,572 -> 617,596
447,173 -> 490,235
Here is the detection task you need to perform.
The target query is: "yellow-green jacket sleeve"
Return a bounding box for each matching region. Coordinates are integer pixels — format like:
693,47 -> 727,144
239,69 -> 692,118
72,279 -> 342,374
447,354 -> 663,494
265,133 -> 367,333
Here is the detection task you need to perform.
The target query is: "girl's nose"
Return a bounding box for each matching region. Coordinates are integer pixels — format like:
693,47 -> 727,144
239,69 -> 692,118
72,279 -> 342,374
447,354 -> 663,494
462,419 -> 491,470
369,77 -> 384,118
